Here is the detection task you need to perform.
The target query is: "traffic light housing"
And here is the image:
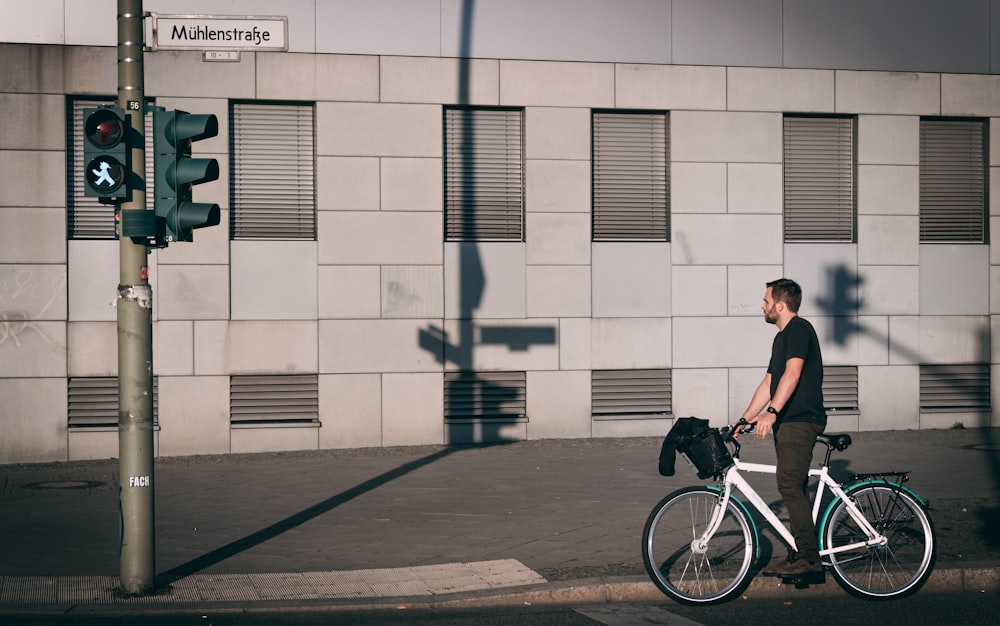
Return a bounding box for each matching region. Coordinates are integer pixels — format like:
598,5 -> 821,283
152,108 -> 221,244
83,106 -> 130,201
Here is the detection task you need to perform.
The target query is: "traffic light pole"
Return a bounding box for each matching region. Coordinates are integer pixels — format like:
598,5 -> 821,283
116,0 -> 155,594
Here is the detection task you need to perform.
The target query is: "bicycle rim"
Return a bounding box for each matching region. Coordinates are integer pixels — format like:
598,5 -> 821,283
823,485 -> 936,599
642,487 -> 756,605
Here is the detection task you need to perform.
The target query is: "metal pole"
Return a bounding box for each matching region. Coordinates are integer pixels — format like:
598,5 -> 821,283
116,0 -> 154,594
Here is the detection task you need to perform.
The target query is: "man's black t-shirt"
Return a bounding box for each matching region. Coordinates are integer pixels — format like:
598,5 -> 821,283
767,315 -> 826,426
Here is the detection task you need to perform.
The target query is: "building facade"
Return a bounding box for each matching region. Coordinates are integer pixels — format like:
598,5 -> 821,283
2,0 -> 999,463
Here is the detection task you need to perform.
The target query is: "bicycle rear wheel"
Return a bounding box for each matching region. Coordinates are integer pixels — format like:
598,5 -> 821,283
821,484 -> 936,599
642,486 -> 757,605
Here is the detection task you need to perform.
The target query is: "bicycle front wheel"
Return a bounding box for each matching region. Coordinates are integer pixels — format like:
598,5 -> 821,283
822,484 -> 936,599
642,486 -> 757,605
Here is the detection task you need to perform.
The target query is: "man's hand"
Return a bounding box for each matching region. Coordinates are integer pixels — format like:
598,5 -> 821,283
751,412 -> 776,439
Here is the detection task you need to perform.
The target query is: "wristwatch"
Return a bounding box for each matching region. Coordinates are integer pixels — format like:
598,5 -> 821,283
766,406 -> 778,415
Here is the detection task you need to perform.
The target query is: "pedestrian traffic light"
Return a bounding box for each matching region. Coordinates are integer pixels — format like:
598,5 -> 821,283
83,106 -> 130,201
152,108 -> 221,244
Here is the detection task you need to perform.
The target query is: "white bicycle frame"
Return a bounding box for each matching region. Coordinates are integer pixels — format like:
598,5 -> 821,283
694,456 -> 889,560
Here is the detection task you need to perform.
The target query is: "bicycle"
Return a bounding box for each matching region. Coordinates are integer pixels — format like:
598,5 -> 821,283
642,420 -> 937,605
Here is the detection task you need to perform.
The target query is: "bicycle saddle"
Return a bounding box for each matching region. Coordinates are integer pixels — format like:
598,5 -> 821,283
816,432 -> 852,451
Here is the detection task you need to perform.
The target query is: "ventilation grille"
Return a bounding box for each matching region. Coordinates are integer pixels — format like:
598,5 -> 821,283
230,374 -> 320,426
592,369 -> 671,419
823,366 -> 859,414
920,364 -> 991,412
444,371 -> 527,421
68,377 -> 158,429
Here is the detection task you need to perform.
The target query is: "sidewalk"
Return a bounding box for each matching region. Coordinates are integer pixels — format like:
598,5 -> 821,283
1,427 -> 999,614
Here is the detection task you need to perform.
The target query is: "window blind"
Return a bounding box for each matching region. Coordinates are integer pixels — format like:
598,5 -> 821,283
231,103 -> 316,240
444,107 -> 524,241
783,116 -> 855,242
592,111 -> 669,241
919,118 -> 987,243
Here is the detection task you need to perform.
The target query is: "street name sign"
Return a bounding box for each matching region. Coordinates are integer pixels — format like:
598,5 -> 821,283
150,14 -> 288,51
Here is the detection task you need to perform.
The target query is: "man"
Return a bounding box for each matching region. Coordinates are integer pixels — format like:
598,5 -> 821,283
737,278 -> 826,582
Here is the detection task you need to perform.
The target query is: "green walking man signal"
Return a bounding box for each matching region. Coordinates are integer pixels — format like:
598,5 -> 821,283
152,108 -> 221,246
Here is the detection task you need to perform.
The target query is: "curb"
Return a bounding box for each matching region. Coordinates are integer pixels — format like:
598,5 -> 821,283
1,563 -> 997,616
426,563 -> 1000,609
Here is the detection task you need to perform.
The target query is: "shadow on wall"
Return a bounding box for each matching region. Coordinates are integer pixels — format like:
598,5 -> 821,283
814,263 -> 999,549
417,0 -> 555,444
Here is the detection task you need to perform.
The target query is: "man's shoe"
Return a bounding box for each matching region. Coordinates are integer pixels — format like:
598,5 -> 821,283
763,557 -> 824,581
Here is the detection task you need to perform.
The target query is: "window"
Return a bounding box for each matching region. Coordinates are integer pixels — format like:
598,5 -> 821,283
919,364 -> 990,412
67,98 -> 154,239
592,369 -> 671,419
919,118 -> 988,243
230,102 -> 316,240
823,366 -> 858,414
443,107 -> 524,241
592,111 -> 669,241
230,374 -> 320,426
783,115 -> 856,242
444,371 -> 526,421
68,377 -> 158,429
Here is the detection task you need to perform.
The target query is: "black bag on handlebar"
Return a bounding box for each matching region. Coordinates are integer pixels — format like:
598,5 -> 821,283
658,416 -> 734,479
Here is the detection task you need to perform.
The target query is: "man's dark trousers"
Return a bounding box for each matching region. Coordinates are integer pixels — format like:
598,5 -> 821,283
774,421 -> 825,564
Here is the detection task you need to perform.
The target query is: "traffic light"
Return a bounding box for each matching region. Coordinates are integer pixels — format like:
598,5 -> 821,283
83,106 -> 130,201
152,108 -> 221,244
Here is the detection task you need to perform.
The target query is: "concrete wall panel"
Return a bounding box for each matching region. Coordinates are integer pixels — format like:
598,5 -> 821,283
728,163 -> 782,214
727,67 -> 834,112
0,321 -> 65,377
231,241 -> 317,321
67,322 -> 116,377
320,319 -> 442,374
616,64 -> 726,111
671,111 -> 782,163
525,108 -> 591,160
318,266 -> 381,320
591,318 -> 670,369
858,115 -> 919,165
526,265 -> 591,318
836,71 -> 940,115
0,377 -> 67,463
317,102 -> 441,157
500,60 -> 614,108
592,243 -> 671,318
380,56 -> 499,105
382,372 -> 444,446
319,211 -> 442,265
257,52 -> 379,102
320,373 -> 383,449
157,375 -> 230,456
526,370 -> 591,439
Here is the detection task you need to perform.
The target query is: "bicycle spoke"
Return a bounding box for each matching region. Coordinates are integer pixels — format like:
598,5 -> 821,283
643,487 -> 755,605
822,485 -> 936,599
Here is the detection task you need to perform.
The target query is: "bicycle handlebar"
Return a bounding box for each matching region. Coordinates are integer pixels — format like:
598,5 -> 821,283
719,419 -> 755,458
